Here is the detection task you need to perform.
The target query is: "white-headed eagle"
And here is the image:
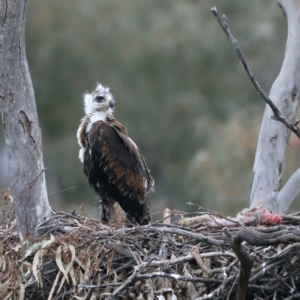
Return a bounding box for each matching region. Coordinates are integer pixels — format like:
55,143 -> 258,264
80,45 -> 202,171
77,84 -> 154,225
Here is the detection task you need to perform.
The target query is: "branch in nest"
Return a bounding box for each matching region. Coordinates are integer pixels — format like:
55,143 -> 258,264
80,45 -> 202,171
231,232 -> 253,300
135,272 -> 224,284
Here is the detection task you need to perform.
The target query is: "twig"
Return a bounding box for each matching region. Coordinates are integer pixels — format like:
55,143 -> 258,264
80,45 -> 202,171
187,203 -> 242,226
52,289 -> 74,300
48,186 -> 78,198
211,6 -> 300,138
159,208 -> 171,259
47,270 -> 61,300
143,226 -> 223,246
83,225 -> 223,246
266,243 -> 300,261
13,168 -> 47,205
78,283 -> 121,289
112,265 -> 142,296
135,272 -> 224,284
250,258 -> 286,283
226,274 -> 238,300
79,205 -> 90,217
192,244 -> 223,276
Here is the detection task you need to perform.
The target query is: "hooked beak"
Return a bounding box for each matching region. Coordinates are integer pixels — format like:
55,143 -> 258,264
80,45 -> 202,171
109,99 -> 115,108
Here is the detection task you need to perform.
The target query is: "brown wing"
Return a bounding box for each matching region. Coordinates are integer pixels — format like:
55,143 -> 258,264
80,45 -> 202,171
89,121 -> 153,223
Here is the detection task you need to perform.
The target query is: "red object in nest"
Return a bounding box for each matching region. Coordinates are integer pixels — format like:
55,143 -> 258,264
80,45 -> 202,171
237,207 -> 282,226
261,209 -> 282,225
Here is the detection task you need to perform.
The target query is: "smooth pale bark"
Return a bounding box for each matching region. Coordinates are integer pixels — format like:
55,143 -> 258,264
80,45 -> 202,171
250,0 -> 300,214
0,0 -> 51,239
277,168 -> 300,214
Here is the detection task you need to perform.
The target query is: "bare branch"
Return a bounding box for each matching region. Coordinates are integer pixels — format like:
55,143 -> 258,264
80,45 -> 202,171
211,6 -> 300,138
135,272 -> 223,284
231,232 -> 253,300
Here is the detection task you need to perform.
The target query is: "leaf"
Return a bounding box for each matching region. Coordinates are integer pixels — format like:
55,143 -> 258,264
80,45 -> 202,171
3,291 -> 12,300
56,244 -> 76,293
113,269 -> 118,283
57,273 -> 66,295
0,255 -> 5,271
12,244 -> 21,253
84,255 -> 91,281
65,244 -> 76,274
21,261 -> 32,278
0,240 -> 4,254
22,241 -> 44,261
69,265 -> 77,286
19,282 -> 25,300
21,234 -> 55,261
32,250 -> 43,282
47,270 -> 61,300
38,272 -> 43,288
96,271 -> 101,285
55,245 -> 69,284
41,234 -> 55,249
0,276 -> 12,290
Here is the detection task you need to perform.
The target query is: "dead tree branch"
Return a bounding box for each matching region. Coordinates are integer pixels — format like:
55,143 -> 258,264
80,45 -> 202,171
211,6 -> 300,138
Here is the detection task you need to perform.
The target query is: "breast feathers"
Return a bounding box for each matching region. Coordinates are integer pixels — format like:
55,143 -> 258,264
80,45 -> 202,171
78,116 -> 154,225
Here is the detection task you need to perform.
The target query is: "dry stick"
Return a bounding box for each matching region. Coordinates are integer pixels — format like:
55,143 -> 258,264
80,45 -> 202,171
52,290 -> 74,300
195,274 -> 236,300
100,260 -> 133,282
148,251 -> 236,269
78,283 -> 121,289
231,234 -> 253,300
48,186 -> 78,198
226,275 -> 239,300
192,244 -> 223,276
249,258 -> 286,283
159,208 -> 171,259
144,226 -> 223,246
289,275 -> 297,293
211,6 -> 300,138
266,242 -> 300,261
135,272 -> 223,284
192,245 -> 239,279
86,225 -> 222,246
47,270 -> 61,300
111,265 -> 142,297
233,228 -> 300,246
187,202 -> 241,227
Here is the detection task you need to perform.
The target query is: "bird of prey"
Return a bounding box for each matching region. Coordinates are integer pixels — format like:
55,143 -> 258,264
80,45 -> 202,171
77,84 -> 154,225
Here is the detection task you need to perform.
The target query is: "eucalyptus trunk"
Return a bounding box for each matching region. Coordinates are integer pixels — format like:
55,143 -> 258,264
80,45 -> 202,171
250,0 -> 300,214
0,0 -> 51,240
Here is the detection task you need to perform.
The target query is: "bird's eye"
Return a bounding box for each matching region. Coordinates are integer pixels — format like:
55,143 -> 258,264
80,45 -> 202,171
95,96 -> 105,103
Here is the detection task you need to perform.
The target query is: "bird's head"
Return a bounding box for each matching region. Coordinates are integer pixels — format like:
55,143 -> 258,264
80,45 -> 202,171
84,83 -> 115,116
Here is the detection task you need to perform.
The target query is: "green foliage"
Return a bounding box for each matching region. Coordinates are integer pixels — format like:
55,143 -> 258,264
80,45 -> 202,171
2,0 -> 299,216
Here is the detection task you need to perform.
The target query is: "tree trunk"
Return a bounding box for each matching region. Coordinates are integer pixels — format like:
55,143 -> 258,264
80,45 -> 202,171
250,0 -> 300,214
0,0 -> 51,240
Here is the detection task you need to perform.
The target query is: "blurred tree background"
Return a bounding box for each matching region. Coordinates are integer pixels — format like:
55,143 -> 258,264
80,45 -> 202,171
1,0 -> 300,218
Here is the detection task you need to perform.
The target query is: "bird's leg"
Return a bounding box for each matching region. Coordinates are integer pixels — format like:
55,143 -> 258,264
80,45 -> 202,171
126,213 -> 137,226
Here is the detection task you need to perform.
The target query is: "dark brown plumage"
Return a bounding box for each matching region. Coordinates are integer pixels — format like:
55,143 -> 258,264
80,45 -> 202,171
77,84 -> 154,225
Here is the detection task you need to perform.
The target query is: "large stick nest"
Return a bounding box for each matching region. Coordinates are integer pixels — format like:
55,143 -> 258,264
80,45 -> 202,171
1,207 -> 300,300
